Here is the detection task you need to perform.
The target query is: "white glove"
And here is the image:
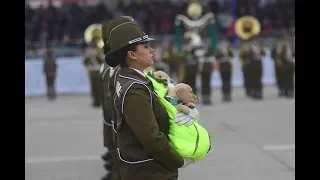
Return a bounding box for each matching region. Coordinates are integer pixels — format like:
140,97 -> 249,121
181,158 -> 195,168
174,113 -> 194,126
188,108 -> 200,120
174,108 -> 200,126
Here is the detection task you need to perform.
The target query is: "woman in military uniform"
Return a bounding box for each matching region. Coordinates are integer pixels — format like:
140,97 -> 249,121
99,16 -> 137,180
105,21 -> 196,180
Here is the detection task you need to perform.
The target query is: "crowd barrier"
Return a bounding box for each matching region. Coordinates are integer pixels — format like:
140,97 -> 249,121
25,50 -> 277,97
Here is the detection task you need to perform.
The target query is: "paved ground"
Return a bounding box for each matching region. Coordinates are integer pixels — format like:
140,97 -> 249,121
25,87 -> 295,180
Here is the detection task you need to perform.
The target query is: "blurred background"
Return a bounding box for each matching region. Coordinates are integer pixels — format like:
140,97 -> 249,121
25,0 -> 295,180
25,0 -> 294,59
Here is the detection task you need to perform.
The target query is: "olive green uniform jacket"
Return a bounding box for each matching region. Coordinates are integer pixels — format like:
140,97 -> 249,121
112,67 -> 184,180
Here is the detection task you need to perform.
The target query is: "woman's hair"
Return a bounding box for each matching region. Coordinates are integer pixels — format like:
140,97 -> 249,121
105,44 -> 137,67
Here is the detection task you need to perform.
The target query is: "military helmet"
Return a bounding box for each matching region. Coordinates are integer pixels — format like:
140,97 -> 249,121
108,22 -> 154,53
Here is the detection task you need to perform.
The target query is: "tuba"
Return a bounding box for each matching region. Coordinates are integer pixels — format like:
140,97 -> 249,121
235,16 -> 261,41
84,24 -> 105,72
84,24 -> 104,48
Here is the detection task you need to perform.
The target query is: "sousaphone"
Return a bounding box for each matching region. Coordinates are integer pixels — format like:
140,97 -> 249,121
84,24 -> 104,48
235,16 -> 261,40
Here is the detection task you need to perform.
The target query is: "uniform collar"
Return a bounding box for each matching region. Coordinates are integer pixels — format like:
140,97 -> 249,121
119,67 -> 151,85
129,68 -> 146,77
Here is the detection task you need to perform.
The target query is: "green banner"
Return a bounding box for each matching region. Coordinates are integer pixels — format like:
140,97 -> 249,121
174,20 -> 182,52
209,21 -> 218,51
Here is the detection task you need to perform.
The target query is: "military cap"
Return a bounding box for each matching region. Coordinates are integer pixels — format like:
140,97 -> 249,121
102,16 -> 136,44
108,22 -> 154,53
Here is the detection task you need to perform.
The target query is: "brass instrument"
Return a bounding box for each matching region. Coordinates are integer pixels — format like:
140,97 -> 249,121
84,24 -> 104,48
84,24 -> 105,72
235,16 -> 263,66
175,1 -> 215,83
235,16 -> 261,41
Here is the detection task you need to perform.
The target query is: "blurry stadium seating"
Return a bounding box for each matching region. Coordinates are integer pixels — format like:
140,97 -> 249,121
25,0 -> 294,59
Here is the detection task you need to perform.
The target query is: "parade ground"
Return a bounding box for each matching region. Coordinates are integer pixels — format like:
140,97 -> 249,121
25,87 -> 295,180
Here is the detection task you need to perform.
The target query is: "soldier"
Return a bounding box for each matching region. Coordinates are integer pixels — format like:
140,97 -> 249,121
83,26 -> 105,107
236,16 -> 265,100
272,38 -> 295,98
215,37 -> 234,102
184,32 -> 213,105
105,21 -> 196,180
99,16 -> 137,180
43,48 -> 57,101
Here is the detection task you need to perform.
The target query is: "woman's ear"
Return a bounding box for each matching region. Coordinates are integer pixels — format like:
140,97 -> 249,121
127,51 -> 137,60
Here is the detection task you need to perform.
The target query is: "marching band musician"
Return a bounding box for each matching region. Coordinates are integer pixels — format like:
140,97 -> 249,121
215,37 -> 234,102
236,16 -> 266,100
83,25 -> 105,107
271,37 -> 295,98
184,32 -> 213,105
174,1 -> 217,105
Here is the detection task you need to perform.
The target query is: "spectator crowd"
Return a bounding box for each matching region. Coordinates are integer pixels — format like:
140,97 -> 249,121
25,0 -> 294,45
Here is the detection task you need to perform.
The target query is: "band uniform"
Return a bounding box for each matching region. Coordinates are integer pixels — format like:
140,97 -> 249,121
184,45 -> 213,105
239,41 -> 266,100
215,41 -> 234,102
271,39 -> 295,98
83,42 -> 105,107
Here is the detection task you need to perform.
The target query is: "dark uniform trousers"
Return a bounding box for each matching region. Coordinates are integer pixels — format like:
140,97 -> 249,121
89,71 -> 101,106
100,65 -> 121,180
279,62 -> 295,97
248,60 -> 263,97
46,75 -> 56,99
112,68 -> 183,180
242,64 -> 250,96
44,59 -> 57,100
219,62 -> 232,97
184,63 -> 212,99
184,64 -> 198,94
274,63 -> 282,94
200,62 -> 213,100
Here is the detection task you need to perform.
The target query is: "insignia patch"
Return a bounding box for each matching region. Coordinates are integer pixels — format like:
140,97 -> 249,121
116,81 -> 122,97
109,67 -> 114,77
100,64 -> 105,74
